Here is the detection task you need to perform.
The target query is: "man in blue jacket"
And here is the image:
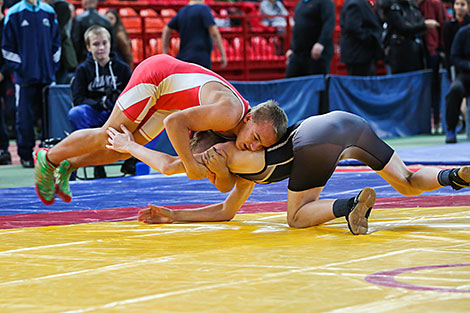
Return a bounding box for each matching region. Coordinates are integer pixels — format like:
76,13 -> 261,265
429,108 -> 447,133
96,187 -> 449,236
2,0 -> 61,167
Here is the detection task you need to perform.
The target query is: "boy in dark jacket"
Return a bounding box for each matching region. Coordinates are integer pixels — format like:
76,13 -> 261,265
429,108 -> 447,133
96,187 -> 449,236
69,25 -> 131,177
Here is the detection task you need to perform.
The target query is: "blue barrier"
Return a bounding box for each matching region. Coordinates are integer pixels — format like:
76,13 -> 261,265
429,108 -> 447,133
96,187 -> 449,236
232,75 -> 325,126
47,85 -> 74,139
329,70 -> 433,138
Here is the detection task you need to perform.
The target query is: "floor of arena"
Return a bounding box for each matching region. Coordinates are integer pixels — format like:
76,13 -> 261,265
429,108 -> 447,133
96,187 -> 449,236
0,142 -> 469,312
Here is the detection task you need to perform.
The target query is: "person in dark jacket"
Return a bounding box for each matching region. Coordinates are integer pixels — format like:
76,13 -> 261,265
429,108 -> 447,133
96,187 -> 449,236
444,24 -> 470,143
443,0 -> 470,78
68,25 -> 131,177
0,0 -> 14,165
285,0 -> 335,77
71,0 -> 114,64
383,0 -> 439,74
46,0 -> 77,83
2,0 -> 61,167
340,0 -> 383,76
162,0 -> 227,69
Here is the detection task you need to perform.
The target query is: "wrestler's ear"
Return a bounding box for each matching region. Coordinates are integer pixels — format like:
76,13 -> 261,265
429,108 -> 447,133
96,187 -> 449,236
243,112 -> 253,123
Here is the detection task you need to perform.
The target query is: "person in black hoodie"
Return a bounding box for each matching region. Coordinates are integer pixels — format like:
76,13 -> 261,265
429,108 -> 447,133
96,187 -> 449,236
68,25 -> 131,177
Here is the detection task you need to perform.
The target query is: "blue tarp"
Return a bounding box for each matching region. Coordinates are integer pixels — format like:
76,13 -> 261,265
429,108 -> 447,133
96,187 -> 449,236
329,70 -> 433,138
232,75 -> 325,126
47,85 -> 74,139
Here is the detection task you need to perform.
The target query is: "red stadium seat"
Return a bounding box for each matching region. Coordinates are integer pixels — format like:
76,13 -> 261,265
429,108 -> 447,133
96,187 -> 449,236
148,38 -> 162,56
140,9 -> 159,17
122,16 -> 142,34
119,7 -> 138,17
131,38 -> 144,63
98,7 -> 109,15
144,17 -> 164,32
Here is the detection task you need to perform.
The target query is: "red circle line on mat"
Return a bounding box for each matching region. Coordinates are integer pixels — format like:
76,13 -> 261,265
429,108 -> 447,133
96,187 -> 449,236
365,264 -> 470,293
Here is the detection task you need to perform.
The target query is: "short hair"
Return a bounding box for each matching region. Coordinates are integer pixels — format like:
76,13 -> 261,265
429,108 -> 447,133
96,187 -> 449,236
84,25 -> 111,46
250,99 -> 288,141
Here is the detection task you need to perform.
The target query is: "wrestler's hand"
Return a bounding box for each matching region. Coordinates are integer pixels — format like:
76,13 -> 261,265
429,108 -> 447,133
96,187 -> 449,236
185,161 -> 208,180
106,124 -> 134,153
138,204 -> 175,224
202,147 -> 230,178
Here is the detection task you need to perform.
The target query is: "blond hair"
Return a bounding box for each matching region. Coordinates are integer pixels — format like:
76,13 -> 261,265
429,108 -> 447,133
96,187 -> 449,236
250,99 -> 288,141
84,25 -> 111,46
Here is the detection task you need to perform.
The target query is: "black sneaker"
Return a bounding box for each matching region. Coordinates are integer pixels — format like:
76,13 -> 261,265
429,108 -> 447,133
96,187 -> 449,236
121,157 -> 137,175
93,165 -> 107,179
21,158 -> 34,168
0,150 -> 11,165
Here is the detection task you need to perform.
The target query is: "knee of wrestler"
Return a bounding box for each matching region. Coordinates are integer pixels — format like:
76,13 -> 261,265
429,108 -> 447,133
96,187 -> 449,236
68,105 -> 96,130
287,212 -> 305,228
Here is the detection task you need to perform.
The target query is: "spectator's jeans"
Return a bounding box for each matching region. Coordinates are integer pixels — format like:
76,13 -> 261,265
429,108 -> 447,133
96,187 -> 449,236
68,104 -> 111,130
286,52 -> 330,78
445,73 -> 470,131
15,83 -> 47,160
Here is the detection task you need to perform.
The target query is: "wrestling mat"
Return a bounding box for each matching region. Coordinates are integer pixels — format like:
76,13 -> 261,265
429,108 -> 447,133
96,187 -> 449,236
1,168 -> 469,312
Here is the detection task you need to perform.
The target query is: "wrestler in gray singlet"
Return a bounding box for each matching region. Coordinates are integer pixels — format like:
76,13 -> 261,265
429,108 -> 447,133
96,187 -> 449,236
237,111 -> 394,191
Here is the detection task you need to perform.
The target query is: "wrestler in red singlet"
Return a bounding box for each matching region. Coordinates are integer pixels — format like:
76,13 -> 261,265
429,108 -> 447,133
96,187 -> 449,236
116,54 -> 250,141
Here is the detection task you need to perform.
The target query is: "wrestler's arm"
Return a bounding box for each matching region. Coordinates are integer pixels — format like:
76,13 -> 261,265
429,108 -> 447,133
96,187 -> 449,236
138,177 -> 256,223
163,97 -> 243,181
106,126 -> 243,193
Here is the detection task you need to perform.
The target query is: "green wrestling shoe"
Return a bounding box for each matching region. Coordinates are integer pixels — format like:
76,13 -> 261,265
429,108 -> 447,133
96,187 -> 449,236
34,148 -> 57,205
55,160 -> 75,203
346,187 -> 376,235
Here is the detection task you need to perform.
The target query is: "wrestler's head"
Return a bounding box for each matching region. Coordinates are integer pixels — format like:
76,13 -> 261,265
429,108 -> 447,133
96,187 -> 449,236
235,100 -> 288,151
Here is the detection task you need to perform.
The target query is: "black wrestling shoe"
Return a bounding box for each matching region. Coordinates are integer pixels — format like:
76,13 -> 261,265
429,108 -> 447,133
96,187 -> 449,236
346,187 -> 376,235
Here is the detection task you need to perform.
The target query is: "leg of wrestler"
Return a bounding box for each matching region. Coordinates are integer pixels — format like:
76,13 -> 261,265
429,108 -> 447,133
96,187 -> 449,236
48,105 -> 139,166
376,152 -> 441,196
66,127 -> 151,168
54,127 -> 153,203
286,187 -> 336,228
35,105 -> 143,204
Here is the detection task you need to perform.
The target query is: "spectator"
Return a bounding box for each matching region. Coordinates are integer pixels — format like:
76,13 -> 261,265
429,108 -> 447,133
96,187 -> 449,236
0,0 -> 11,165
68,25 -> 131,178
259,0 -> 289,30
162,0 -> 227,69
417,0 -> 445,133
45,0 -> 78,83
443,0 -> 470,78
444,24 -> 470,143
285,0 -> 335,77
340,0 -> 384,76
105,9 -> 134,70
71,0 -> 114,64
382,0 -> 439,74
2,0 -> 61,167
